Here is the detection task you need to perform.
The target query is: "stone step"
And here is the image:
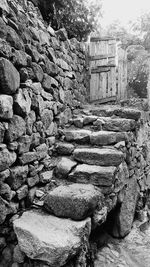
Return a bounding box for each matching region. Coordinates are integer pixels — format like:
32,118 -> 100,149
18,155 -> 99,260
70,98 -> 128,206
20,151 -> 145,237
94,117 -> 136,132
64,129 -> 91,143
73,147 -> 123,166
69,164 -> 117,187
71,116 -> 136,132
63,129 -> 127,147
90,107 -> 141,120
90,131 -> 127,146
44,183 -> 102,220
13,209 -> 91,267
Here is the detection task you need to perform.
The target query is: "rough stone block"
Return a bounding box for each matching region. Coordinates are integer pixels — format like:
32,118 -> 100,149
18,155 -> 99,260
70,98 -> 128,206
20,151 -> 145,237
44,183 -> 102,220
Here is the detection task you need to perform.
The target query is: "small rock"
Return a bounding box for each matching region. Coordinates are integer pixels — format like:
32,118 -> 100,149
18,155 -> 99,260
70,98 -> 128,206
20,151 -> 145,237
56,142 -> 74,155
16,185 -> 28,200
6,115 -> 26,142
19,152 -> 37,165
8,165 -> 28,190
0,182 -> 12,201
17,135 -> 32,154
13,244 -> 25,263
27,175 -> 39,187
40,171 -> 53,183
35,189 -> 44,198
0,95 -> 13,119
14,89 -> 31,117
0,148 -> 16,172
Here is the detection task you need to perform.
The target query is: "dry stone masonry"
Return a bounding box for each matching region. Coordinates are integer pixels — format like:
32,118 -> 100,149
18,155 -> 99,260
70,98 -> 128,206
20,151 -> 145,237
0,0 -> 150,266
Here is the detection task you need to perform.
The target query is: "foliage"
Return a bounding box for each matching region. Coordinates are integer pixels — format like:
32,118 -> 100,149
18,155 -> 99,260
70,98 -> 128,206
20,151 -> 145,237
131,12 -> 150,49
105,20 -> 142,49
37,0 -> 102,41
127,45 -> 149,98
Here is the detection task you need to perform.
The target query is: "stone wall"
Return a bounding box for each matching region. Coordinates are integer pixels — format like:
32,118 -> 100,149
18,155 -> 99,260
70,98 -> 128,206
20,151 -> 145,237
1,0 -> 150,267
0,0 -> 88,265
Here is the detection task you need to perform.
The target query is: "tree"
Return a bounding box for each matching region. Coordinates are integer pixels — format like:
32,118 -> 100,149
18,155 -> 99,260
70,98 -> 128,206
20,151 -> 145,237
131,13 -> 150,50
33,0 -> 102,41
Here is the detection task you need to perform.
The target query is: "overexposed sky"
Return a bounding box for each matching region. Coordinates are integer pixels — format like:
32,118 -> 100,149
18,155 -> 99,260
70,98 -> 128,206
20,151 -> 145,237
101,0 -> 150,27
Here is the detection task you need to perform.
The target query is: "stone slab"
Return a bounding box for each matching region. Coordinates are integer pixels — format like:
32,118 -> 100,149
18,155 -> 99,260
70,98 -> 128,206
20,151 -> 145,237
73,148 -> 123,166
90,131 -> 126,146
69,164 -> 116,187
102,118 -> 136,132
13,209 -> 91,267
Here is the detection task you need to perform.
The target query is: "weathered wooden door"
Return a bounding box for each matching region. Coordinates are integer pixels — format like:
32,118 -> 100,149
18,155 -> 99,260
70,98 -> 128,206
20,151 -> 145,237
88,37 -> 127,103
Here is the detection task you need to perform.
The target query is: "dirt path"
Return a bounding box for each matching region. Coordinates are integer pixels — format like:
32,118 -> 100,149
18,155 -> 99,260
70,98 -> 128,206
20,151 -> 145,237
94,221 -> 150,267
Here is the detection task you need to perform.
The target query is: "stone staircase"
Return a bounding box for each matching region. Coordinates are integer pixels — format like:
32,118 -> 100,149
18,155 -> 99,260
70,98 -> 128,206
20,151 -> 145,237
13,106 -> 141,266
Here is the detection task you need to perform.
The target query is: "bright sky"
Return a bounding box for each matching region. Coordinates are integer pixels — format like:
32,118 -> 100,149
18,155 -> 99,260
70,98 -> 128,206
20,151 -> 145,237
101,0 -> 150,28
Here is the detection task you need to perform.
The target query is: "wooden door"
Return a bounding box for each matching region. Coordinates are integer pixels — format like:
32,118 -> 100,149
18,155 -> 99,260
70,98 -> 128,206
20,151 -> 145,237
89,37 -> 117,102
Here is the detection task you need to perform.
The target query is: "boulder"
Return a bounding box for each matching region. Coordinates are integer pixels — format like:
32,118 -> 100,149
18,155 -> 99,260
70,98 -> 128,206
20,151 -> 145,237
69,164 -> 116,187
73,148 -> 123,166
44,183 -> 102,220
0,95 -> 13,119
13,209 -> 91,266
56,157 -> 77,178
0,58 -> 20,95
6,115 -> 26,142
112,175 -> 138,237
